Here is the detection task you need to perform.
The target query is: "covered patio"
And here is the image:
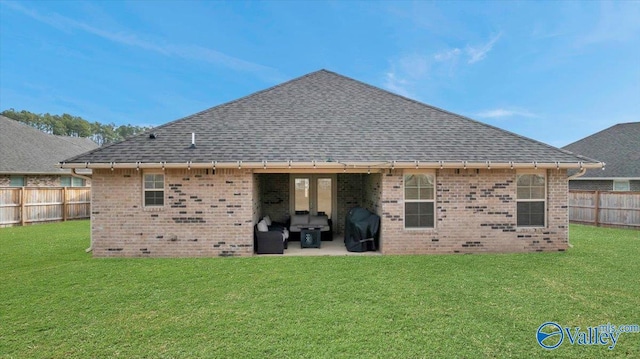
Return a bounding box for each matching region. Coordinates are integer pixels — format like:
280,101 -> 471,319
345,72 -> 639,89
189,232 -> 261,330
254,172 -> 383,255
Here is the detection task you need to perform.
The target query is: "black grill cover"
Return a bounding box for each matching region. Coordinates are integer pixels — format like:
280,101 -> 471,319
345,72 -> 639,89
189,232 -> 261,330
344,207 -> 380,252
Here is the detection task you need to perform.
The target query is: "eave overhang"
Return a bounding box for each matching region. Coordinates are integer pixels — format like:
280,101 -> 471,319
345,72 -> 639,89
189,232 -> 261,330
60,160 -> 605,173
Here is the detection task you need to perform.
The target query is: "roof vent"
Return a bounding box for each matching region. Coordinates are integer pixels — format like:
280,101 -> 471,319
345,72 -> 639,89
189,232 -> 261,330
189,132 -> 196,149
149,133 -> 157,139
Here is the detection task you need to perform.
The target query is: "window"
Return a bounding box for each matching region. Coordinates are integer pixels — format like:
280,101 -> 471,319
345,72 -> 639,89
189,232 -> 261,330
60,176 -> 86,187
144,173 -> 164,207
10,176 -> 25,187
516,173 -> 546,227
613,180 -> 630,192
404,173 -> 435,228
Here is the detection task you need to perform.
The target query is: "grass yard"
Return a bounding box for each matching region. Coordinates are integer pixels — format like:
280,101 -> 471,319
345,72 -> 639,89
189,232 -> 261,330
0,221 -> 638,358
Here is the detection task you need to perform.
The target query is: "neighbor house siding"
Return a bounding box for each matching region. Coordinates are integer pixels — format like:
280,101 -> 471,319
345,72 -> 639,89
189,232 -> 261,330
380,169 -> 568,254
0,175 -> 91,187
91,168 -> 254,257
568,180 -> 612,191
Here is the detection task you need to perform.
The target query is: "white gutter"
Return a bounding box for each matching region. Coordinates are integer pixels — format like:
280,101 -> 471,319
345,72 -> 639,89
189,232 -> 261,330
60,160 -> 605,171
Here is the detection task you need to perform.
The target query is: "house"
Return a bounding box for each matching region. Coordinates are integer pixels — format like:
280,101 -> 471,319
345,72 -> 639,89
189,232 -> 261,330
0,115 -> 98,187
563,122 -> 640,192
61,70 -> 602,257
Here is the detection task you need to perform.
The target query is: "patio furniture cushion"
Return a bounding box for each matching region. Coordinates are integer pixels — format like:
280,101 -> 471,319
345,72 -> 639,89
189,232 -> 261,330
289,214 -> 330,232
257,220 -> 269,232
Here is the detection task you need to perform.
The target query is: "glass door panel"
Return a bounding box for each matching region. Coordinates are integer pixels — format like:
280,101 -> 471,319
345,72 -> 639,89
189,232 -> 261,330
316,178 -> 332,217
294,178 -> 310,213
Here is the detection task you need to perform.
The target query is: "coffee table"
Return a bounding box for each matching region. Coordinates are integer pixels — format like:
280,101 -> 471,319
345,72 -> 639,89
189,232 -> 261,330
300,227 -> 321,248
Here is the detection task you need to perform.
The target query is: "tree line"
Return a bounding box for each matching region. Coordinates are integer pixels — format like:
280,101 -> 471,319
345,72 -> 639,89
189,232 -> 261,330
1,108 -> 150,146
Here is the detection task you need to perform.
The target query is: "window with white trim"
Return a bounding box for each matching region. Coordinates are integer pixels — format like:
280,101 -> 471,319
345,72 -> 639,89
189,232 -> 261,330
404,173 -> 435,228
613,180 -> 630,192
516,173 -> 546,227
143,173 -> 164,207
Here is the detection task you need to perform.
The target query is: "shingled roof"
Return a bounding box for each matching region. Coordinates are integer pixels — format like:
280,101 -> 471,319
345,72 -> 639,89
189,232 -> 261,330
63,70 -> 600,170
0,115 -> 98,174
563,122 -> 640,178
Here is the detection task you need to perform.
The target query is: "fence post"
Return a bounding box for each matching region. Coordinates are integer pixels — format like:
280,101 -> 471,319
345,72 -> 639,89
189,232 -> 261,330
20,187 -> 26,226
594,190 -> 600,227
62,187 -> 67,222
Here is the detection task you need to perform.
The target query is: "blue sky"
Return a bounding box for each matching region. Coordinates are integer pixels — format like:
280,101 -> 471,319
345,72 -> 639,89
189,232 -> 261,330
1,1 -> 638,147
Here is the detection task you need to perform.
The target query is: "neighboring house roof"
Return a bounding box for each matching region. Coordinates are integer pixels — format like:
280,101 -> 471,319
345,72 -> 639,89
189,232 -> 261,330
0,115 -> 99,175
563,122 -> 640,179
63,70 -> 600,170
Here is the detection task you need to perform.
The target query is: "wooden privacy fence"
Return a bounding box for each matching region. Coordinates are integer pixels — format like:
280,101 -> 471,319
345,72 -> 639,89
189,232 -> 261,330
569,190 -> 640,228
0,187 -> 91,227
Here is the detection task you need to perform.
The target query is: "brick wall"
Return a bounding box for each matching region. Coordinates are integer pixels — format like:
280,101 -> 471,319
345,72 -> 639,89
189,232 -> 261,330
258,174 -> 290,223
363,173 -> 382,215
336,174 -> 364,234
90,167 -> 571,257
91,168 -> 254,257
252,173 -> 262,224
380,169 -> 569,254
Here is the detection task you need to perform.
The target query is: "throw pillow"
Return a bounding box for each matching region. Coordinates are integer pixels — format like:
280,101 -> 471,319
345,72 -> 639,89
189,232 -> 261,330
257,220 -> 268,232
264,215 -> 272,226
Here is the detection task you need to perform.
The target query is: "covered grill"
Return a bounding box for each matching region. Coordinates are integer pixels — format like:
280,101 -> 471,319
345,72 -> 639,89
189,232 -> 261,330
344,207 -> 380,252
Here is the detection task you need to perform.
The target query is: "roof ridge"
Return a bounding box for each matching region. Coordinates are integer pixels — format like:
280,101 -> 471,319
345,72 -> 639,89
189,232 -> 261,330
320,70 -> 599,163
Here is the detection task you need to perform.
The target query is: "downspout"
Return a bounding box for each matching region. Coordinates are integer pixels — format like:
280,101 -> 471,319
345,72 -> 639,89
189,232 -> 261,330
71,168 -> 94,253
70,168 -> 92,182
567,167 -> 587,180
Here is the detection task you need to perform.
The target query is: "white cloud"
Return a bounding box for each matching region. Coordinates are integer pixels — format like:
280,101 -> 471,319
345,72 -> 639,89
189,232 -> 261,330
578,1 -> 640,46
5,1 -> 280,80
475,108 -> 538,119
383,71 -> 413,98
465,32 -> 502,64
382,54 -> 433,97
433,48 -> 461,62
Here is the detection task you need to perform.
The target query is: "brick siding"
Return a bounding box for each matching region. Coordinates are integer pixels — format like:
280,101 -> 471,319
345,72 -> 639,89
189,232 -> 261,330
380,169 -> 569,254
91,168 -> 254,257
91,168 -> 571,257
259,174 -> 290,223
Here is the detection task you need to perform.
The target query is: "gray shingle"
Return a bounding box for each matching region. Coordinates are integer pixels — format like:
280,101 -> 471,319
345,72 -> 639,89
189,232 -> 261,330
563,122 -> 640,178
0,115 -> 99,174
64,70 -> 597,165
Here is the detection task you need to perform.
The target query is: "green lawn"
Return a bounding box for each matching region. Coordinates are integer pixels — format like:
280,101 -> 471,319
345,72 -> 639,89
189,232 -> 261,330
1,222 -> 638,358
